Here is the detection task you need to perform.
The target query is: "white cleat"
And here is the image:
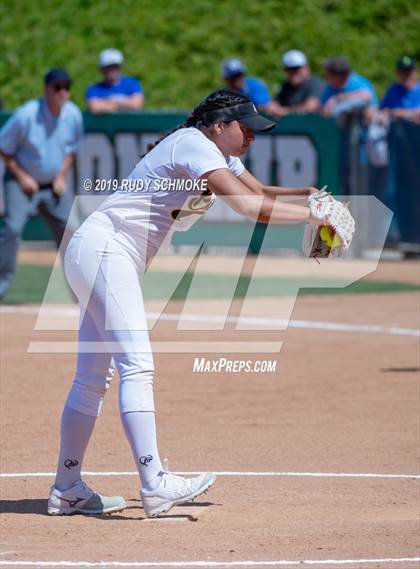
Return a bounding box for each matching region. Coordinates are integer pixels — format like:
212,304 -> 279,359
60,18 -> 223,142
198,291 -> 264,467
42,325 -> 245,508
141,470 -> 216,518
47,479 -> 126,516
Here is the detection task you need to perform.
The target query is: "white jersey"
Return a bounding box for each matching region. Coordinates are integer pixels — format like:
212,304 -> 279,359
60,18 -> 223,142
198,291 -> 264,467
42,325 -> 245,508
97,127 -> 244,255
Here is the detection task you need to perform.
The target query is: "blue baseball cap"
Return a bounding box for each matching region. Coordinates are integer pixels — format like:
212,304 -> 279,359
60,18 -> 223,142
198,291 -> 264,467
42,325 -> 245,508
222,58 -> 247,78
45,68 -> 71,84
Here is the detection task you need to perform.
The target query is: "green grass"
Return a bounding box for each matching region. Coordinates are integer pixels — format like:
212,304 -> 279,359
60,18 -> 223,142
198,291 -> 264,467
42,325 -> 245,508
1,0 -> 419,111
2,264 -> 419,305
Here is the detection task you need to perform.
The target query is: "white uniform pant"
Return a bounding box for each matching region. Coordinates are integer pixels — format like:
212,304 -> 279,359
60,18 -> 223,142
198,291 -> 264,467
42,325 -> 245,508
64,212 -> 154,417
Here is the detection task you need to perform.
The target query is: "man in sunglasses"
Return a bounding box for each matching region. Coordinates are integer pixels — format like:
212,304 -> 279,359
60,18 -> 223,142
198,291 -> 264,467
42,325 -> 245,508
0,68 -> 83,298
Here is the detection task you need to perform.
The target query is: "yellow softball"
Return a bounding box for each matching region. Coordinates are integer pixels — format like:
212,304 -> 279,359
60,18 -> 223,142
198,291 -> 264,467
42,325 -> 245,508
320,226 -> 342,248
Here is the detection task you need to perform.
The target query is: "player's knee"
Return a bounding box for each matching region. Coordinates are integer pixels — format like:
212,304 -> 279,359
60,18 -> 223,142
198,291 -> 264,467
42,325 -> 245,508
66,369 -> 114,417
119,368 -> 155,414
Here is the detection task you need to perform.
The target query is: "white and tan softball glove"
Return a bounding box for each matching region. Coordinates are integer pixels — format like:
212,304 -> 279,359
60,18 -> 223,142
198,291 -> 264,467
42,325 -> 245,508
303,188 -> 355,258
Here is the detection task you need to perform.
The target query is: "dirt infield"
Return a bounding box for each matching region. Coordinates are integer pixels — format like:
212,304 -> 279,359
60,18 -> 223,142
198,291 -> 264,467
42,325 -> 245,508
0,256 -> 419,568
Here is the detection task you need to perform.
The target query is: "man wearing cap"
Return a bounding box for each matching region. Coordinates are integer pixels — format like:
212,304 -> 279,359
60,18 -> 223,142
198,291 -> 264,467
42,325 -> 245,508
221,58 -> 274,113
321,57 -> 378,118
86,49 -> 144,113
271,50 -> 326,117
379,56 -> 420,123
0,68 -> 83,298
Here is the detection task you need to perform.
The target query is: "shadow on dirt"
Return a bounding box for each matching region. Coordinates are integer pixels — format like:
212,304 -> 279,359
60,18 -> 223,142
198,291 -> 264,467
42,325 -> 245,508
0,497 -> 218,521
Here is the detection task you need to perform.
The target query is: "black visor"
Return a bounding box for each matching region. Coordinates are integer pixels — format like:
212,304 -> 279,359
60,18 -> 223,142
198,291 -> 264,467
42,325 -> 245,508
200,102 -> 276,132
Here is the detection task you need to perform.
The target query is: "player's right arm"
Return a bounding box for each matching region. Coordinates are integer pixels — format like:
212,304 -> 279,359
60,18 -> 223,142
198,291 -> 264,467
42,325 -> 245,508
238,168 -> 316,199
206,168 -> 317,224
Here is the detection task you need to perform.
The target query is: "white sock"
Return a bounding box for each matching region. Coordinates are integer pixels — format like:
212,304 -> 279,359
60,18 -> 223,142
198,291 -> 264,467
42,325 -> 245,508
120,410 -> 163,490
54,406 -> 96,491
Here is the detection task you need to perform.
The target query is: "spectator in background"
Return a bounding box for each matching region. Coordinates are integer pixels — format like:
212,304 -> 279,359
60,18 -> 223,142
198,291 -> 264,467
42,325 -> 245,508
221,58 -> 275,114
86,49 -> 144,113
321,57 -> 378,121
379,56 -> 420,123
270,50 -> 326,117
0,69 -> 83,299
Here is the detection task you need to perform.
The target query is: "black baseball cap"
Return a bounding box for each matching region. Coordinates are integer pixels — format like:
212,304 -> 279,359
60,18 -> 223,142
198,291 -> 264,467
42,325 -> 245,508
396,55 -> 416,71
200,102 -> 276,132
324,57 -> 351,75
44,68 -> 72,85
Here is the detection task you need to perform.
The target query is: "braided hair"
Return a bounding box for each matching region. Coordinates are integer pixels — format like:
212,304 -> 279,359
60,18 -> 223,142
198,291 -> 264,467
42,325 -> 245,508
143,89 -> 250,155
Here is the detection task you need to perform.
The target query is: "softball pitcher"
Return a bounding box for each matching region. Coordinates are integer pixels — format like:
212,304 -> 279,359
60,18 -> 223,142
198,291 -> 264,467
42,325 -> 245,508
48,89 -> 338,518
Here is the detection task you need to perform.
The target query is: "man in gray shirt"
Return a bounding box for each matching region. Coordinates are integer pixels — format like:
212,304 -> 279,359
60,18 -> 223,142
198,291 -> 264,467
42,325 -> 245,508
0,68 -> 83,298
270,50 -> 326,118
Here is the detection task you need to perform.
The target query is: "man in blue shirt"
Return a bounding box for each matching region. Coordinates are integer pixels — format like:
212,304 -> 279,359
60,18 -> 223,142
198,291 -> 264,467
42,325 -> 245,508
0,68 -> 83,298
321,57 -> 378,119
221,58 -> 274,114
86,49 -> 144,113
380,56 -> 420,123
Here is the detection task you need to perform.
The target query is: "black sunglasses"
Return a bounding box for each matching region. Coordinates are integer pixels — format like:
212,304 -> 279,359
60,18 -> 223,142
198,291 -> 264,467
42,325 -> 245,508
52,83 -> 71,92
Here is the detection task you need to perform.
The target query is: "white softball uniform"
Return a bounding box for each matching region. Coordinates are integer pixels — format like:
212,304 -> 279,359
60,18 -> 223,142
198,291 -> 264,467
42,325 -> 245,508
65,127 -> 244,417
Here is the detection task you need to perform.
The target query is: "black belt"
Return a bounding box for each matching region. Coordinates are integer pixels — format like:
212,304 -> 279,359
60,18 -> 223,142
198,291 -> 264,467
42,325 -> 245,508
5,170 -> 54,189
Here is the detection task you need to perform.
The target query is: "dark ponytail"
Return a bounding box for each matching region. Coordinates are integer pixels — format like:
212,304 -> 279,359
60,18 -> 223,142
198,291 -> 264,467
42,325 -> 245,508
143,89 -> 250,156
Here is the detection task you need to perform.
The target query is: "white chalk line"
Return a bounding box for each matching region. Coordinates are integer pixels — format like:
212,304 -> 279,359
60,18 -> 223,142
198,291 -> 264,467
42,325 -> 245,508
1,305 -> 419,337
1,470 -> 419,479
27,340 -> 283,354
0,557 -> 419,567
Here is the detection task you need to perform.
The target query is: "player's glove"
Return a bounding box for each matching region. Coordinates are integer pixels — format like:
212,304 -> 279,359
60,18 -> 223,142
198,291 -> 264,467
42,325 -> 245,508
303,188 -> 355,259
